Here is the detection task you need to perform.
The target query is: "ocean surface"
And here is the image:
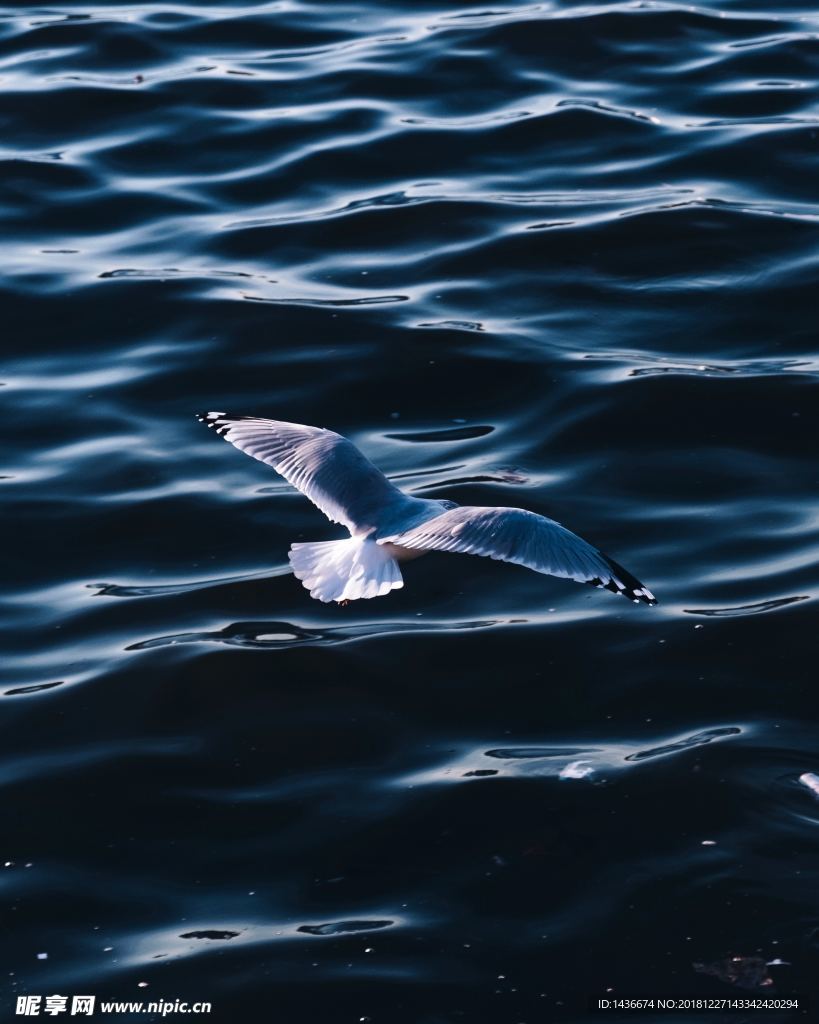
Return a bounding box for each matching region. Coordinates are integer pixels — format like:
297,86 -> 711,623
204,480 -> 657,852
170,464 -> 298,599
2,1 -> 819,1021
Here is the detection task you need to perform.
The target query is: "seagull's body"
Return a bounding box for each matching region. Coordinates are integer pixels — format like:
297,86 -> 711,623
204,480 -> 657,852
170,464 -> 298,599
198,413 -> 656,606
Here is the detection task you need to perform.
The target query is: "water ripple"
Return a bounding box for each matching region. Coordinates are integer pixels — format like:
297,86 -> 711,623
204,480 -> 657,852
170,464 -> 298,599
684,596 -> 810,617
126,618 -> 499,651
400,726 -> 748,787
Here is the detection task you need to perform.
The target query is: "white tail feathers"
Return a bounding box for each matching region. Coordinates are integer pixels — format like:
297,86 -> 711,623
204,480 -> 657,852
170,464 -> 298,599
288,537 -> 403,603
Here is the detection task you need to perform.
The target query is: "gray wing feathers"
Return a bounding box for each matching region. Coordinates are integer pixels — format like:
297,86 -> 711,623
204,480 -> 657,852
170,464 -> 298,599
383,505 -> 656,604
198,412 -> 407,534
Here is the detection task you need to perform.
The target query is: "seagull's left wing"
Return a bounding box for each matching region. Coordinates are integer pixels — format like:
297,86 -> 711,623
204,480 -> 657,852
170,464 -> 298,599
198,412 -> 411,535
382,505 -> 656,604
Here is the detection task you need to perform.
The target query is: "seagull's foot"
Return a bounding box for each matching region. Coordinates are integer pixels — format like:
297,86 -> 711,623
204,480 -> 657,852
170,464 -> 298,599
338,599 -> 351,607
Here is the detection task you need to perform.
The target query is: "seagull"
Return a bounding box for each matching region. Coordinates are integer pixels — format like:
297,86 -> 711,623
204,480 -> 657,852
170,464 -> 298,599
198,413 -> 656,606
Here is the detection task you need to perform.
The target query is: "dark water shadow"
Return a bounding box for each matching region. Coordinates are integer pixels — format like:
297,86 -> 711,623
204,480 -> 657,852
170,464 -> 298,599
126,618 -> 498,651
684,596 -> 809,617
297,920 -> 393,936
624,726 -> 742,763
386,424 -> 494,442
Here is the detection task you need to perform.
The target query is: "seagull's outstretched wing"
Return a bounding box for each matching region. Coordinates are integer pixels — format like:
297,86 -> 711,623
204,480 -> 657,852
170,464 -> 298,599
382,505 -> 656,604
198,412 -> 409,534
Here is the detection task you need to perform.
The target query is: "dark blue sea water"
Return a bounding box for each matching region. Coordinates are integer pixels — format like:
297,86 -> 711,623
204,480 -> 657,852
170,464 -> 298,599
3,1 -> 819,1021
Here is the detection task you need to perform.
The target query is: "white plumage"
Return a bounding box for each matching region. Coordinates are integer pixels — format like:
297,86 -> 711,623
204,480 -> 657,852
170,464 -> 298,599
289,537 -> 404,603
198,412 -> 656,606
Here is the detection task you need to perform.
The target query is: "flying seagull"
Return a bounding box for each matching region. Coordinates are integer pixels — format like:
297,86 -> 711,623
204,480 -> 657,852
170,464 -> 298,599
198,413 -> 656,606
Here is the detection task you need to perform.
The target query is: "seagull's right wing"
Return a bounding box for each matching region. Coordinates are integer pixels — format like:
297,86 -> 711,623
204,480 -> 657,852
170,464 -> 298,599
382,504 -> 656,604
198,413 -> 409,535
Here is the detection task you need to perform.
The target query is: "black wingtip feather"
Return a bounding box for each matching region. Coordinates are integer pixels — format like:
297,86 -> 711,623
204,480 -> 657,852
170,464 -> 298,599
595,554 -> 657,606
197,411 -> 235,434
